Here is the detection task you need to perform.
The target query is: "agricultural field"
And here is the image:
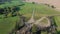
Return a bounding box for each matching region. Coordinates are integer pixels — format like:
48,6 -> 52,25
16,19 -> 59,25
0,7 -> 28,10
0,2 -> 60,34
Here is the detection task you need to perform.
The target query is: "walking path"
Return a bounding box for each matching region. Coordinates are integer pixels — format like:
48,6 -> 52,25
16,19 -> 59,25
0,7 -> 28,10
16,9 -> 59,34
34,17 -> 51,27
26,10 -> 51,28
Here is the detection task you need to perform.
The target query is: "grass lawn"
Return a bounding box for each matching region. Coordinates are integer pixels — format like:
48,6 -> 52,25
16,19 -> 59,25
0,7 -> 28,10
0,2 -> 60,34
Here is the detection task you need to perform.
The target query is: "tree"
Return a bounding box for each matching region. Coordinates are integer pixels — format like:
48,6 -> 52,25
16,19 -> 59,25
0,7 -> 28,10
0,0 -> 24,17
0,0 -> 11,4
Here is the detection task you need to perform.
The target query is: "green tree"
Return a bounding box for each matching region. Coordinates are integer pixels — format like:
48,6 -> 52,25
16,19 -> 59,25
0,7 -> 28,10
0,0 -> 24,17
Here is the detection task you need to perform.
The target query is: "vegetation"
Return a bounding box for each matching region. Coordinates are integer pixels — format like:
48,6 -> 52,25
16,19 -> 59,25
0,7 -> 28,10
0,16 -> 19,34
0,0 -> 23,18
0,0 -> 23,8
31,24 -> 38,34
0,2 -> 60,34
0,0 -> 23,34
20,3 -> 60,20
19,3 -> 60,34
54,16 -> 60,31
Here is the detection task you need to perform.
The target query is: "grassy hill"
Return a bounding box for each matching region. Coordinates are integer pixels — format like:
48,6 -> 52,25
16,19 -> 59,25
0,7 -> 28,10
0,3 -> 60,34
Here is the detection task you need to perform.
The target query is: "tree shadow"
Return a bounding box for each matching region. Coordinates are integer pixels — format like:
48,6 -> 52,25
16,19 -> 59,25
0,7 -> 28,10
57,31 -> 60,34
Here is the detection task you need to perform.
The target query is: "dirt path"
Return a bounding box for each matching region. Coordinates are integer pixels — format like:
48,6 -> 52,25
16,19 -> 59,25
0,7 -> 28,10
27,10 -> 35,24
27,10 -> 51,27
26,9 -> 59,27
34,17 -> 51,27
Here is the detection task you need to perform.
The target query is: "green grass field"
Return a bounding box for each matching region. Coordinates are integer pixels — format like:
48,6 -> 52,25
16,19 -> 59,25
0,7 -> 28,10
0,3 -> 60,34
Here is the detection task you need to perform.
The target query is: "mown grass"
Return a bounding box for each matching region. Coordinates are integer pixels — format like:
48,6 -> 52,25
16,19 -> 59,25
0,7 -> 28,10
0,2 -> 60,34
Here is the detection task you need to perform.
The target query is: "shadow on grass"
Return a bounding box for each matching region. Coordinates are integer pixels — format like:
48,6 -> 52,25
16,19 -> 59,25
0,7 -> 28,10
57,31 -> 60,34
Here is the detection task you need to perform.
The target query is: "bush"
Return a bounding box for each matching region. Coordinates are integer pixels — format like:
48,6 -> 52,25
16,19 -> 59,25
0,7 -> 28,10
31,24 -> 38,33
51,5 -> 56,8
32,2 -> 35,4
